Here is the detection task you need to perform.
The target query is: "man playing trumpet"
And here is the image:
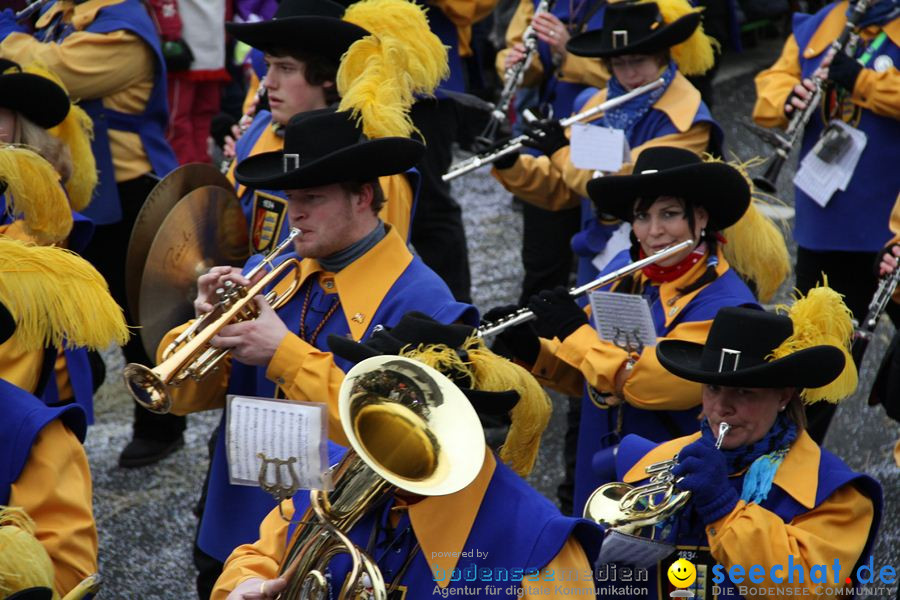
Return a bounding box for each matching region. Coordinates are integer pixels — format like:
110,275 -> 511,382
146,109 -> 477,597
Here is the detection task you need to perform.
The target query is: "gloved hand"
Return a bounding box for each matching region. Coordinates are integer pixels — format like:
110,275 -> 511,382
492,150 -> 520,170
162,38 -> 194,72
0,8 -> 27,41
521,118 -> 569,157
482,304 -> 540,364
827,51 -> 863,93
671,437 -> 739,525
527,286 -> 588,341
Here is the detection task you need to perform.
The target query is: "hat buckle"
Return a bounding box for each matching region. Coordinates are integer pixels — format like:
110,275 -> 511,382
283,153 -> 300,172
718,348 -> 741,372
612,30 -> 629,49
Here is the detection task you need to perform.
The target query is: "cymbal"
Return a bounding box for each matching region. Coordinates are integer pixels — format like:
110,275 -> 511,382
126,163 -> 234,321
137,185 -> 249,359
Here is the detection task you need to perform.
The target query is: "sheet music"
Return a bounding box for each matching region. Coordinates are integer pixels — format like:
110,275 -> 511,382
570,123 -> 630,173
589,290 -> 657,349
225,395 -> 329,488
793,120 -> 867,208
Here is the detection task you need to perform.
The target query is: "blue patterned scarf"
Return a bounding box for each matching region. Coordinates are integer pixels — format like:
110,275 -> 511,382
603,60 -> 676,135
700,414 -> 798,504
854,0 -> 900,27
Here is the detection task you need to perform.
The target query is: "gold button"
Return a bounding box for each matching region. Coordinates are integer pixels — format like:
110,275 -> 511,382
351,312 -> 365,323
323,280 -> 334,289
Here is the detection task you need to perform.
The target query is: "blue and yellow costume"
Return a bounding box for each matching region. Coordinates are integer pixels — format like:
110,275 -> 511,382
160,227 -> 478,564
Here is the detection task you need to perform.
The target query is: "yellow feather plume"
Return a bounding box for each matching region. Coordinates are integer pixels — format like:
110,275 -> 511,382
710,155 -> 791,302
640,0 -> 718,75
0,145 -> 73,245
0,507 -> 58,600
339,0 -> 449,139
0,238 -> 129,351
770,281 -> 858,403
23,63 -> 98,212
402,336 -> 552,477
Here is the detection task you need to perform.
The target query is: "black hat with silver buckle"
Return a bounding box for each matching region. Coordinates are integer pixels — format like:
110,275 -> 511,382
233,108 -> 425,190
656,306 -> 845,389
566,0 -> 701,58
586,146 -> 750,230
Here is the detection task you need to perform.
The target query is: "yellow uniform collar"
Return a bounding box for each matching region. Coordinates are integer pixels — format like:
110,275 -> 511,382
405,450 -> 497,589
803,2 -> 900,59
283,225 -> 414,340
624,428 -> 820,510
627,246 -> 732,329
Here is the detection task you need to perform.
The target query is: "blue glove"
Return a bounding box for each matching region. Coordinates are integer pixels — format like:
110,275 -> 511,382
0,9 -> 27,42
671,437 -> 739,525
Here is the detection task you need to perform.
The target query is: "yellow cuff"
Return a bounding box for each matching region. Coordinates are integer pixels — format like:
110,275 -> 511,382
265,333 -> 312,388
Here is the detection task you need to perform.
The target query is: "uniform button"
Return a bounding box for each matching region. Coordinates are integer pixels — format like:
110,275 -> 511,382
708,527 -> 716,536
276,377 -> 285,385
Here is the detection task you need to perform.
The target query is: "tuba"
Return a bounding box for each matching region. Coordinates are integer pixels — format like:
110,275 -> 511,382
122,228 -> 303,413
584,422 -> 730,534
275,355 -> 486,600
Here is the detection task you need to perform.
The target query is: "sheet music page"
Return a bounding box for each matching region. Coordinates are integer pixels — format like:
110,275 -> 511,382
225,395 -> 329,488
570,123 -> 629,172
589,290 -> 657,348
793,120 -> 867,207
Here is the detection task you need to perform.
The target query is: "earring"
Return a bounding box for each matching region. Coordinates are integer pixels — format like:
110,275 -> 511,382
700,228 -> 707,239
779,405 -> 786,412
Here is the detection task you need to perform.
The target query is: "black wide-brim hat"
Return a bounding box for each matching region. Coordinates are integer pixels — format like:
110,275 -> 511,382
0,59 -> 69,129
567,1 -> 700,58
234,108 -> 425,190
0,301 -> 14,345
586,147 -> 750,230
656,306 -> 845,389
225,0 -> 368,63
328,311 -> 521,416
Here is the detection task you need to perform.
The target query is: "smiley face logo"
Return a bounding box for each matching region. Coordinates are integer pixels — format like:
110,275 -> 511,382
667,558 -> 697,589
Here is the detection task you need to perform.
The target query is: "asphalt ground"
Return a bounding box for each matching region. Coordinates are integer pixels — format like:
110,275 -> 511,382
86,36 -> 900,598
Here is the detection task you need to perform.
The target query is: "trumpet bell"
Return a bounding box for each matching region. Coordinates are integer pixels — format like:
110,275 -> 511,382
122,363 -> 171,414
340,355 -> 485,497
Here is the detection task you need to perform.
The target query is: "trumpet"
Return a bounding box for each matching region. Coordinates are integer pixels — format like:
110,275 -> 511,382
584,422 -> 730,534
443,77 -> 666,182
477,239 -> 693,337
122,228 -> 303,413
751,0 -> 872,193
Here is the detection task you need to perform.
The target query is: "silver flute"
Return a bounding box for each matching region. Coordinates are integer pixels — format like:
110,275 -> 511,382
443,77 -> 666,182
477,239 -> 693,337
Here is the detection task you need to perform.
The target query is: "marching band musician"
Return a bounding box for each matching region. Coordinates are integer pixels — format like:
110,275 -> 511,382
0,60 -> 101,417
493,0 -> 721,286
0,0 -> 185,468
491,147 -> 790,516
602,299 -> 881,599
224,0 -> 450,252
0,238 -> 129,598
155,109 -> 478,597
213,316 -> 603,600
752,0 -> 900,443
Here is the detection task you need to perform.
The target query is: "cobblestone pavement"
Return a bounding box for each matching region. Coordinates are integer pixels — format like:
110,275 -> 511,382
87,38 -> 899,598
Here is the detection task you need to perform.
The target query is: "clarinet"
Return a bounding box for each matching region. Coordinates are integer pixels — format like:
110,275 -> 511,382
475,0 -> 556,147
753,0 -> 872,193
851,268 -> 900,367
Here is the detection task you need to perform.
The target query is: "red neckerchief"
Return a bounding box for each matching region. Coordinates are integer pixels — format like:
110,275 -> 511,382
640,242 -> 707,283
